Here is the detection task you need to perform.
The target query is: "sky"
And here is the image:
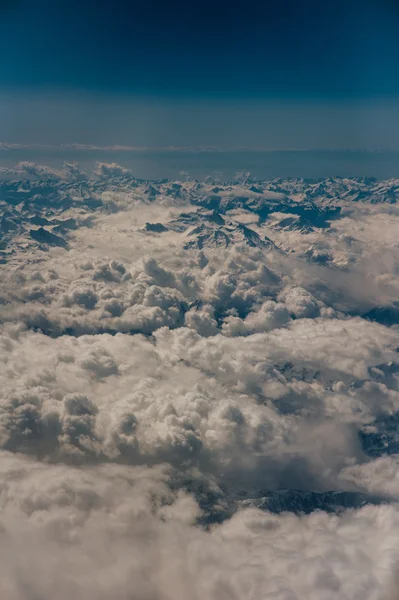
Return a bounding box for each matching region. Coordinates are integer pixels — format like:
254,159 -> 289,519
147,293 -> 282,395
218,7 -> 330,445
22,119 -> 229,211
1,0 -> 399,149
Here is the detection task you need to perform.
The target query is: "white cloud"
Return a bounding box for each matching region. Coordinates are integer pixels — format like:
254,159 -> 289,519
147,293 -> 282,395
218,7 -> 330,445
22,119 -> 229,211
0,452 -> 396,599
1,170 -> 399,597
94,162 -> 133,179
0,161 -> 88,181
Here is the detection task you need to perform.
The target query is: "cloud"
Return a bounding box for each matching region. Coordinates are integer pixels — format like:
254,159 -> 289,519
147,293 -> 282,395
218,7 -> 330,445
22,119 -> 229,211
0,452 -> 396,599
0,161 -> 88,181
0,169 -> 399,597
94,162 -> 133,179
222,300 -> 290,335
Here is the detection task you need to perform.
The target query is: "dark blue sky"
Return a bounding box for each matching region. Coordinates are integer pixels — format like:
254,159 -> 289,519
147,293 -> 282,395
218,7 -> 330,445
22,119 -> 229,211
1,0 -> 399,147
2,0 -> 399,98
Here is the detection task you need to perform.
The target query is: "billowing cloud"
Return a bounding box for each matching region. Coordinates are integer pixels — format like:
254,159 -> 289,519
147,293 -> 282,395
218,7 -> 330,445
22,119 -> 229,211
0,167 -> 399,597
0,453 -> 397,600
94,162 -> 133,179
0,161 -> 88,181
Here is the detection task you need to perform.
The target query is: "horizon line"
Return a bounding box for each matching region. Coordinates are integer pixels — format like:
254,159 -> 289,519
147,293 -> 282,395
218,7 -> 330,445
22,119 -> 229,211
2,143 -> 399,154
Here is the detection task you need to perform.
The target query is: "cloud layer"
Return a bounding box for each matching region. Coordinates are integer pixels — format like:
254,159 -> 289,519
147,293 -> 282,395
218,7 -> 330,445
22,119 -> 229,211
0,167 -> 399,598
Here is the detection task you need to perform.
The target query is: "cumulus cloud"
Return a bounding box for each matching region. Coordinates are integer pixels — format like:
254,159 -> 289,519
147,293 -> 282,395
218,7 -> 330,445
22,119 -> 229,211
0,169 -> 399,597
94,162 -> 133,179
0,161 -> 88,181
0,453 -> 397,600
222,300 -> 290,335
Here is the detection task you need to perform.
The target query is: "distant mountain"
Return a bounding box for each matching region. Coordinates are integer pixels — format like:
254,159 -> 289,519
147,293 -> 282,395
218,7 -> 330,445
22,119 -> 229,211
236,489 -> 386,515
2,174 -> 399,262
165,208 -> 280,250
362,303 -> 399,326
268,212 -> 315,233
143,222 -> 169,233
184,220 -> 279,251
29,227 -> 68,248
304,243 -> 333,265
